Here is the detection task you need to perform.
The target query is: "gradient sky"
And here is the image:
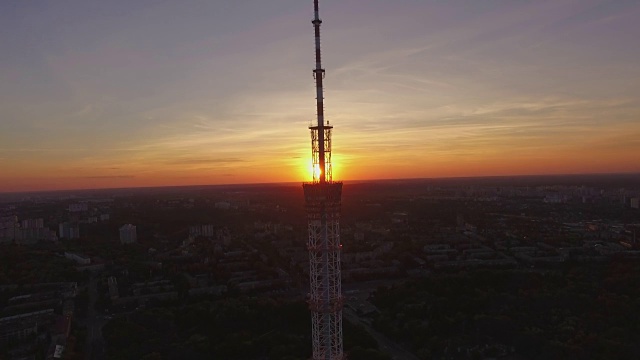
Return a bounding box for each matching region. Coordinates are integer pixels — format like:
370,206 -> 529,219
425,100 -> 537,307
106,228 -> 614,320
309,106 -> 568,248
1,0 -> 639,192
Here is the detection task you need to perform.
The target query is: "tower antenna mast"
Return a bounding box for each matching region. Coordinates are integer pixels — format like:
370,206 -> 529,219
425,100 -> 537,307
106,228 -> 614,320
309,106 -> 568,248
313,0 -> 327,184
303,0 -> 344,359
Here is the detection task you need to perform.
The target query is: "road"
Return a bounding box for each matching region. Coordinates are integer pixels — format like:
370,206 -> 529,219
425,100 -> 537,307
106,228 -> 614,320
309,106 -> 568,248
344,308 -> 420,360
84,275 -> 107,360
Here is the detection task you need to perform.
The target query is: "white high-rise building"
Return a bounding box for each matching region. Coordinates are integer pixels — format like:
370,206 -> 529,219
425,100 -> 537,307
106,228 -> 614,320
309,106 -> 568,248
59,222 -> 80,239
119,224 -> 137,244
68,203 -> 89,212
0,216 -> 18,230
21,218 -> 44,229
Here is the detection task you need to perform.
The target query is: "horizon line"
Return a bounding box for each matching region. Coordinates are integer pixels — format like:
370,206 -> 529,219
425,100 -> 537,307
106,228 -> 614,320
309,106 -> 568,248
2,171 -> 640,196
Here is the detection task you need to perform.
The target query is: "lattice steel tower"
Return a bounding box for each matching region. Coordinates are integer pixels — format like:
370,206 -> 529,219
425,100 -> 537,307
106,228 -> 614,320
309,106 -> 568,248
303,0 -> 344,359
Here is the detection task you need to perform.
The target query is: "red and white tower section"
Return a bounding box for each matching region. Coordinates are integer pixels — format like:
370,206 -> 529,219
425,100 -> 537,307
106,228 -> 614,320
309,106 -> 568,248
303,1 -> 344,359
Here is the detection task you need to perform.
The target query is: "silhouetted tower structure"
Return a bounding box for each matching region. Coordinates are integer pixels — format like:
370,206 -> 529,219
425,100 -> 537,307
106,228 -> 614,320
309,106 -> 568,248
303,0 -> 344,359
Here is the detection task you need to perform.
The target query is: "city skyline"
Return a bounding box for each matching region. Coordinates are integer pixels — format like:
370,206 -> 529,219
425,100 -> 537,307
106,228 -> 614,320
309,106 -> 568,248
1,0 -> 640,192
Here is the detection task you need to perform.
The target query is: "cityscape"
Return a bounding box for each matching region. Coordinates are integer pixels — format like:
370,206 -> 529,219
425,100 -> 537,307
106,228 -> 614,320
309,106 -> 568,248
1,174 -> 640,359
1,0 -> 640,360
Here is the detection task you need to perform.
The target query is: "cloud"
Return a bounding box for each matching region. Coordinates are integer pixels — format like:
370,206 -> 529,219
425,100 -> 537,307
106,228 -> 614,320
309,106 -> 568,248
163,157 -> 246,165
81,175 -> 135,179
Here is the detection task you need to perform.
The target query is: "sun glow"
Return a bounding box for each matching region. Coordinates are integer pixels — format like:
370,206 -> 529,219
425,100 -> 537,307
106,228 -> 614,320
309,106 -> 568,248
310,163 -> 321,181
295,150 -> 345,184
304,160 -> 343,182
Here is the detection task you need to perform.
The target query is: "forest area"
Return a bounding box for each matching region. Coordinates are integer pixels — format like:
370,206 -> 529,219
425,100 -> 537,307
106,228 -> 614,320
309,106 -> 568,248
371,260 -> 640,359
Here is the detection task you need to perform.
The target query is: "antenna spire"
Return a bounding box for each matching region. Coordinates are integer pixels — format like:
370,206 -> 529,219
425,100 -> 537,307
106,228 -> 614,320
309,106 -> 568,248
312,0 -> 328,184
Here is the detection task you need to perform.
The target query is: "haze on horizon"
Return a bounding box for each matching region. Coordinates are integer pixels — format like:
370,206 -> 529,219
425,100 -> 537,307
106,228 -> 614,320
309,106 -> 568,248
1,0 -> 639,193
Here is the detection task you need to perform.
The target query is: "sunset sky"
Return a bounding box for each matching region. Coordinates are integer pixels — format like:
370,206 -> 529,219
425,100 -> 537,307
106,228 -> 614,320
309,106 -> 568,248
1,0 -> 639,192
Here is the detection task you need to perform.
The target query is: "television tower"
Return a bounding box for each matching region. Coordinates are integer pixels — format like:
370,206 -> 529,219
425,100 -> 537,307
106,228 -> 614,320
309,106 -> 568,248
303,0 -> 344,359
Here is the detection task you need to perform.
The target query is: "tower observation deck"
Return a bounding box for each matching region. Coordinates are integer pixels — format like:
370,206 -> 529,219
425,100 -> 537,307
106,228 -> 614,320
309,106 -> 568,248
303,0 -> 344,359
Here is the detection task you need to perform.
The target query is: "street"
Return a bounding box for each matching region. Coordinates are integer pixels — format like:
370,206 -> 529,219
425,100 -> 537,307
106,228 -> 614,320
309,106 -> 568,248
83,275 -> 107,360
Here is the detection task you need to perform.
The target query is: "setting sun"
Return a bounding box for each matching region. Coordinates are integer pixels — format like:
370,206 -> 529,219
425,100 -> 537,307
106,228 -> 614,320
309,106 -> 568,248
311,163 -> 321,181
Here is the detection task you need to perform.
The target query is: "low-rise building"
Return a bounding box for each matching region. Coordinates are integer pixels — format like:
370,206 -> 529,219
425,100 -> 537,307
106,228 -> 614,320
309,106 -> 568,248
64,252 -> 91,265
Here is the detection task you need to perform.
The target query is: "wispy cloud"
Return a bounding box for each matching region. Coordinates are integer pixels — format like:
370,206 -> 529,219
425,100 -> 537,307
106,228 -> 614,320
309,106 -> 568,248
163,158 -> 247,165
80,175 -> 135,179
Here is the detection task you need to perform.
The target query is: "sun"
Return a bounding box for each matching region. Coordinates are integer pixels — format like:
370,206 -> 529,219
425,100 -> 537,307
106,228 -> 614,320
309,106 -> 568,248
299,155 -> 341,183
309,163 -> 322,181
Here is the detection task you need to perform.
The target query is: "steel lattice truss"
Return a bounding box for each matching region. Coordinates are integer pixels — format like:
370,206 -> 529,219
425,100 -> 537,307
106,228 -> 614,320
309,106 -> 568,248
304,182 -> 344,360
